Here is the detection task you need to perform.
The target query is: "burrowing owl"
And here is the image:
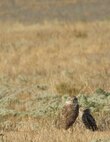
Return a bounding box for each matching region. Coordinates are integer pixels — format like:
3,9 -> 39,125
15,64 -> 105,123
55,96 -> 79,130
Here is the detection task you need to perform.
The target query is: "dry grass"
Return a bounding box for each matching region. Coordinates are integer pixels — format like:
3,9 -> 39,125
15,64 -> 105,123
0,16 -> 110,141
3,129 -> 110,142
1,118 -> 110,142
0,21 -> 110,92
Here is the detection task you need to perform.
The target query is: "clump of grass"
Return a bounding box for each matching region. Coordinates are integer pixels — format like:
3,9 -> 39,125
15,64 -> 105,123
95,88 -> 110,97
56,82 -> 81,96
91,138 -> 110,142
78,88 -> 110,112
74,29 -> 88,38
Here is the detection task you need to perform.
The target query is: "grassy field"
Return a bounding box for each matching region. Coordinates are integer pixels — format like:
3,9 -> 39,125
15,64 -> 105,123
0,0 -> 110,142
0,20 -> 110,142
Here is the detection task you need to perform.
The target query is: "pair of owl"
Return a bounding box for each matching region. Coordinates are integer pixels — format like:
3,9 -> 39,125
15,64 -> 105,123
56,96 -> 98,131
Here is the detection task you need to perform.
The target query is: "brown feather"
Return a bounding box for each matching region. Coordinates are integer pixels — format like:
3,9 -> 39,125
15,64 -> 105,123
55,96 -> 79,130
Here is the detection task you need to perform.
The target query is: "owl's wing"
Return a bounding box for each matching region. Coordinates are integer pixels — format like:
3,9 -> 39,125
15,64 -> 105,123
62,104 -> 73,117
82,113 -> 98,131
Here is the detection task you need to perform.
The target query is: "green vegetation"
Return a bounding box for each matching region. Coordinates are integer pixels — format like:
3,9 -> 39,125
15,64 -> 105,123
0,84 -> 110,132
